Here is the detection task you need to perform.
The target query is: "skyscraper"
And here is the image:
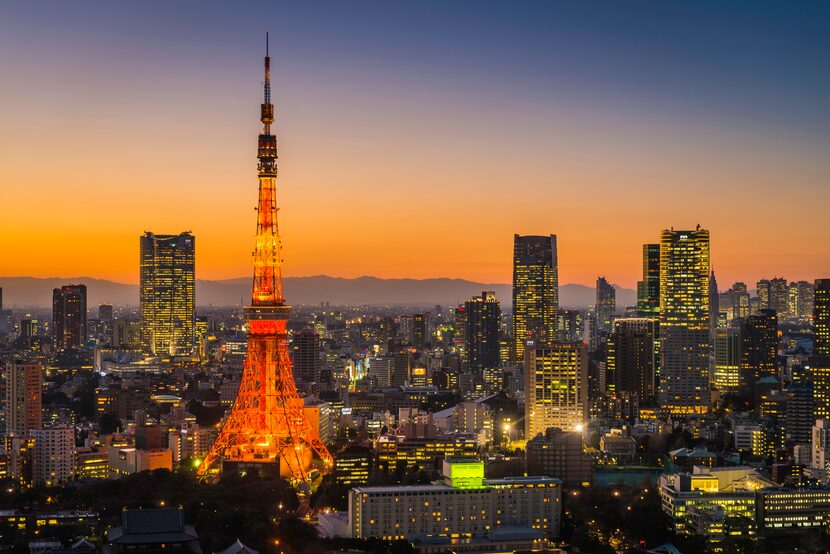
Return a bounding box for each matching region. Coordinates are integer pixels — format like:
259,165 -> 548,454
636,244 -> 660,318
512,234 -> 558,362
606,318 -> 655,402
757,277 -> 788,315
464,291 -> 501,375
815,279 -> 830,357
140,231 -> 196,357
525,341 -> 588,437
595,276 -> 616,336
5,361 -> 43,436
658,227 -> 710,414
712,327 -> 741,393
740,309 -> 778,387
292,327 -> 321,383
52,284 -> 87,350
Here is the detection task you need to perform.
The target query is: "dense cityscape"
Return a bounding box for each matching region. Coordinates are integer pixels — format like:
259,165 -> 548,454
3,4 -> 830,554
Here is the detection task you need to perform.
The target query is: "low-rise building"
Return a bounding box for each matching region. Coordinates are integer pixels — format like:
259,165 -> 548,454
348,458 -> 561,541
108,447 -> 172,477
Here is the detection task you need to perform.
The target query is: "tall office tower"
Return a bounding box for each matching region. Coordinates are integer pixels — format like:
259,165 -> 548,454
636,244 -> 660,318
31,427 -> 75,486
709,271 -> 719,331
816,279 -> 830,356
769,277 -> 789,315
5,361 -> 43,436
524,341 -> 588,437
99,303 -> 113,321
658,227 -> 710,414
291,327 -> 321,383
712,327 -> 742,393
606,318 -> 655,402
740,309 -> 778,387
785,383 -> 814,444
464,291 -> 501,374
453,305 -> 466,362
412,313 -> 427,348
558,309 -> 583,342
512,234 -> 558,362
757,280 -> 771,311
595,277 -> 616,336
199,37 -> 332,482
139,231 -> 196,357
52,284 -> 87,350
797,281 -> 815,319
788,282 -> 800,320
0,286 -> 3,309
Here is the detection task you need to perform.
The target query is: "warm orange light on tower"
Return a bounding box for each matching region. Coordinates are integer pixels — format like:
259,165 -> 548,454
198,34 -> 333,482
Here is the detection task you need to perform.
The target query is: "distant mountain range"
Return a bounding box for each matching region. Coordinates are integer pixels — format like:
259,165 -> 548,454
0,275 -> 636,310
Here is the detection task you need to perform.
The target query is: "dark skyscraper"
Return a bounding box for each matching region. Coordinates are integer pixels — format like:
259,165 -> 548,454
740,309 -> 778,387
52,284 -> 87,350
815,279 -> 830,357
292,327 -> 321,383
140,232 -> 196,357
99,303 -> 114,321
512,234 -> 558,362
636,244 -> 660,318
464,291 -> 501,375
606,318 -> 655,402
595,276 -> 616,336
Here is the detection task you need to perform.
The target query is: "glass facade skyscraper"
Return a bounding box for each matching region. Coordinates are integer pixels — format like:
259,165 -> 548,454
512,234 -> 558,362
140,231 -> 196,357
52,284 -> 87,350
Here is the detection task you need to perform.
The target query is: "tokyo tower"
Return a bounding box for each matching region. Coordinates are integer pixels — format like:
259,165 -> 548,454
198,34 -> 333,482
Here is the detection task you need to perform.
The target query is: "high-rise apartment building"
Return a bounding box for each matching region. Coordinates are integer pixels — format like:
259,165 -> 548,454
606,318 -> 655,402
636,244 -> 660,318
595,277 -> 616,336
740,310 -> 778,387
139,232 -> 196,357
52,284 -> 87,350
292,327 -> 321,383
464,291 -> 501,374
658,227 -> 710,414
5,361 -> 43,436
525,341 -> 588,437
712,327 -> 741,393
512,234 -> 558,362
31,427 -> 75,486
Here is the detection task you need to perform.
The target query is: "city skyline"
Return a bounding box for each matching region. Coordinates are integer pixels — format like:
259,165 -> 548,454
2,2 -> 829,288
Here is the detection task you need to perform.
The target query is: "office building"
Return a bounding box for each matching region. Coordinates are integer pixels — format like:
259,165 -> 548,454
595,276 -> 615,336
816,279 -> 830,357
512,234 -> 558,362
464,291 -> 501,375
636,244 -> 660,318
557,309 -> 583,342
52,284 -> 87,350
292,327 -> 321,383
757,277 -> 788,315
98,304 -> 113,321
740,310 -> 778,386
5,361 -> 43,436
524,341 -> 588,436
139,231 -> 196,357
606,318 -> 655,401
31,427 -> 75,486
658,227 -> 711,414
525,427 -> 593,485
348,458 -> 562,540
712,327 -> 741,393
334,444 -> 373,487
812,419 -> 830,469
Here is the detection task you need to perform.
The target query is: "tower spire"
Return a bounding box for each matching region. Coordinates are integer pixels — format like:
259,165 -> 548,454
261,32 -> 273,133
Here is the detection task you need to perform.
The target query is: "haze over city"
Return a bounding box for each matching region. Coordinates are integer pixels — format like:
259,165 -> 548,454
2,1 -> 829,287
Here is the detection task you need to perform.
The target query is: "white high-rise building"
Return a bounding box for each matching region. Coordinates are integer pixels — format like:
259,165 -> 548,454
31,427 -> 75,486
524,341 -> 588,437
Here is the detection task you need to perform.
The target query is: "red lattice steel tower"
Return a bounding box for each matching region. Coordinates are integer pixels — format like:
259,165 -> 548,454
198,34 -> 333,482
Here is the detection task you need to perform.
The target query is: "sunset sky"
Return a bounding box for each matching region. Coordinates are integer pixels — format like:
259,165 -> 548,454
1,2 -> 829,288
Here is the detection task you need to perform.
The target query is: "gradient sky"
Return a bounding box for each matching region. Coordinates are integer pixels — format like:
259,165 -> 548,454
1,1 -> 829,288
